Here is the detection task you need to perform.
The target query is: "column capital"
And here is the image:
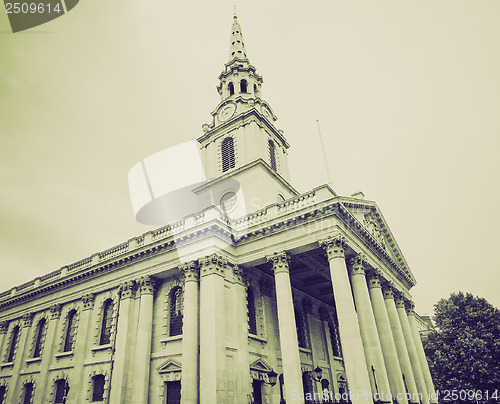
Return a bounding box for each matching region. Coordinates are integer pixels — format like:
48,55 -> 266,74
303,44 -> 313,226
348,254 -> 367,277
82,293 -> 95,310
405,300 -> 415,315
367,269 -> 383,289
0,321 -> 8,334
200,253 -> 227,277
394,294 -> 406,309
320,235 -> 347,260
22,312 -> 34,328
119,280 -> 137,299
382,285 -> 395,300
137,276 -> 157,296
233,265 -> 247,285
259,278 -> 274,297
50,303 -> 62,319
266,251 -> 291,275
180,261 -> 199,282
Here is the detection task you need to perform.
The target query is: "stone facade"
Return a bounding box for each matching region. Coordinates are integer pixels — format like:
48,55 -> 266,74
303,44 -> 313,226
0,14 -> 436,404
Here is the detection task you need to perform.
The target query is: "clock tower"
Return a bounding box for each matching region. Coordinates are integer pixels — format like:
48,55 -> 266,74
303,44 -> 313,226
196,13 -> 298,215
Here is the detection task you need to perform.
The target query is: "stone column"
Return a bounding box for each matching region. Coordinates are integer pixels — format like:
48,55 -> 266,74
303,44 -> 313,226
110,280 -> 136,404
367,273 -> 408,404
34,305 -> 60,403
73,294 -> 95,402
383,287 -> 421,404
396,296 -> 429,404
199,254 -> 227,404
267,252 -> 304,404
133,276 -> 156,404
233,266 -> 252,403
406,302 -> 437,403
180,261 -> 200,404
320,236 -> 372,403
349,256 -> 392,402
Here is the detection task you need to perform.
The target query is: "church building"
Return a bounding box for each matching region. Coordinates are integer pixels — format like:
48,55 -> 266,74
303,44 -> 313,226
0,14 -> 436,404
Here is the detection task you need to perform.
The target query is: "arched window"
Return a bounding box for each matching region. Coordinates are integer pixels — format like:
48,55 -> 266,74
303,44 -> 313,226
54,379 -> 69,403
228,82 -> 234,96
100,300 -> 113,346
295,307 -> 307,348
6,325 -> 19,362
221,137 -> 235,172
22,382 -> 33,404
33,318 -> 47,358
240,79 -> 248,93
268,140 -> 277,171
63,310 -> 77,352
253,84 -> 258,95
92,375 -> 105,402
247,287 -> 257,335
169,287 -> 184,337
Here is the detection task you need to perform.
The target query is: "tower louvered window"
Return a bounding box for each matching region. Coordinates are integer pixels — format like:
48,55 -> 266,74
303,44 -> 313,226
247,287 -> 257,335
240,79 -> 248,93
33,318 -> 46,358
100,300 -> 113,345
268,140 -> 277,171
221,137 -> 235,172
6,325 -> 19,362
169,287 -> 184,337
228,82 -> 234,96
63,310 -> 77,352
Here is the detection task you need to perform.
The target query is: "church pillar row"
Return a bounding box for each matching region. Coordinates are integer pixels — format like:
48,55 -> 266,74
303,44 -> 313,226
395,296 -> 430,404
72,294 -> 95,402
233,266 -> 252,403
349,255 -> 392,402
180,261 -> 200,404
132,276 -> 156,404
109,280 -> 136,404
199,254 -> 227,404
267,252 -> 305,404
383,288 -> 421,404
367,274 -> 408,404
406,302 -> 437,403
320,236 -> 373,404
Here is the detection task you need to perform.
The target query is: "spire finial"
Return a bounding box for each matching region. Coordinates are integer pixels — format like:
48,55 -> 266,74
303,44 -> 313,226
233,5 -> 237,18
228,10 -> 248,61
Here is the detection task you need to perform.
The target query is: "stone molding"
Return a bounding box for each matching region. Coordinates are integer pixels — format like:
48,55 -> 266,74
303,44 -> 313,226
0,321 -> 8,334
233,265 -> 247,286
22,312 -> 34,328
348,254 -> 367,277
180,261 -> 199,282
320,235 -> 347,260
137,276 -> 157,296
266,251 -> 291,275
50,304 -> 62,320
118,280 -> 137,299
199,254 -> 227,277
82,293 -> 95,311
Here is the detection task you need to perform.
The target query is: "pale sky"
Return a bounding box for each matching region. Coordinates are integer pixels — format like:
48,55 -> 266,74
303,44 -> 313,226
1,0 -> 499,315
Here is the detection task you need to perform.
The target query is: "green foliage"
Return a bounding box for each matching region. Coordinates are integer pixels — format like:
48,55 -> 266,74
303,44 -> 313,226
423,292 -> 500,401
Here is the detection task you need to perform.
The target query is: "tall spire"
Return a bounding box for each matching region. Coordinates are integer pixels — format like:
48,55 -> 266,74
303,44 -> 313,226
229,13 -> 248,61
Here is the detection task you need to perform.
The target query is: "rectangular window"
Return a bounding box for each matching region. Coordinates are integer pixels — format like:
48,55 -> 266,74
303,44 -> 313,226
164,381 -> 181,404
92,375 -> 105,402
23,383 -> 33,404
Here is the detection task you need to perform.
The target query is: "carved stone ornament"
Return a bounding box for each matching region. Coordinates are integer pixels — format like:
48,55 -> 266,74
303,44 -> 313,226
233,265 -> 247,285
138,276 -> 157,295
180,261 -> 199,282
200,254 -> 227,277
320,235 -> 348,260
367,269 -> 382,289
348,254 -> 367,277
0,321 -> 9,334
405,300 -> 415,316
394,295 -> 406,309
50,304 -> 62,320
266,252 -> 290,275
119,280 -> 137,299
382,286 -> 395,300
82,293 -> 95,311
22,312 -> 34,328
364,213 -> 386,249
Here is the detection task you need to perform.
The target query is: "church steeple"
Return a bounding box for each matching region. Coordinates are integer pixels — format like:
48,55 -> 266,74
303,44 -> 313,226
229,14 -> 248,61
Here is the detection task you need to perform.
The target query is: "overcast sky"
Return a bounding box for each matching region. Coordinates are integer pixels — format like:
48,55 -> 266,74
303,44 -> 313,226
1,0 -> 499,315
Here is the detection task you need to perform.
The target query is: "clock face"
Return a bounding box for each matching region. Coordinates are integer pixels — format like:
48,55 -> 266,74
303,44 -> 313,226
217,104 -> 236,122
262,106 -> 271,120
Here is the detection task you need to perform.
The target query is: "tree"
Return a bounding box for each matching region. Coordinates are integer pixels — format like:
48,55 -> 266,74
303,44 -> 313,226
423,292 -> 500,401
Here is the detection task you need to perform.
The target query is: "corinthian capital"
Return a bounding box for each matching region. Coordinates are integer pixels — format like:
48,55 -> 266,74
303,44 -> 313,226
180,261 -> 199,282
320,235 -> 347,260
200,254 -> 227,277
405,300 -> 415,315
266,252 -> 291,275
348,254 -> 367,277
119,280 -> 137,299
367,269 -> 383,289
138,276 -> 157,295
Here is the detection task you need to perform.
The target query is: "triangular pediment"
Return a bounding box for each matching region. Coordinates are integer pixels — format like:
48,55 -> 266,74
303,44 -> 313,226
156,358 -> 182,374
341,196 -> 417,287
249,358 -> 272,373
